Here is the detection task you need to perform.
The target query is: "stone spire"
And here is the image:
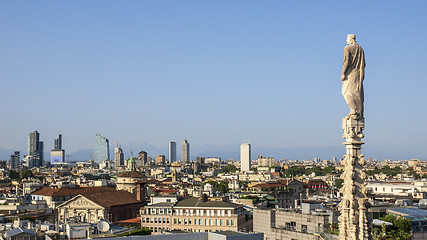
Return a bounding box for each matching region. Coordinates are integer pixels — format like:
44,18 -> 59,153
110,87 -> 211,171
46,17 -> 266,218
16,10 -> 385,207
338,117 -> 371,240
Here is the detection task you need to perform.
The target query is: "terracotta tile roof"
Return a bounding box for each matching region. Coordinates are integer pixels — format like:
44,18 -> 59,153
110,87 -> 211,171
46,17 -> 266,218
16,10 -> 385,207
116,217 -> 141,223
31,187 -> 116,197
146,179 -> 162,185
250,183 -> 286,189
82,190 -> 141,208
117,171 -> 146,178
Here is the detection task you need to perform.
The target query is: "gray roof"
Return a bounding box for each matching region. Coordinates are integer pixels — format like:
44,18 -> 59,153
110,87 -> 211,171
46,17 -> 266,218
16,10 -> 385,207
148,202 -> 175,208
6,227 -> 36,237
214,231 -> 245,236
175,197 -> 241,208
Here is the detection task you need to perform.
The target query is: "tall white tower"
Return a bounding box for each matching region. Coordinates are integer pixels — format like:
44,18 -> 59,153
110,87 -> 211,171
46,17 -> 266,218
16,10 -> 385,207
181,139 -> 189,162
114,146 -> 124,168
169,142 -> 176,163
240,142 -> 251,172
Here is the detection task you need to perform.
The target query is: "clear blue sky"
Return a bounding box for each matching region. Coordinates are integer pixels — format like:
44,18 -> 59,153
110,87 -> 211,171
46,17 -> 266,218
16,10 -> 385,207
1,1 -> 426,159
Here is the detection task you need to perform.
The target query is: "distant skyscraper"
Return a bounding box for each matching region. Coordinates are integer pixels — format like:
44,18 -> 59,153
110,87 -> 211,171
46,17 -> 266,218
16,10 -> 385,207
51,134 -> 65,165
138,151 -> 148,166
28,130 -> 44,167
181,139 -> 190,162
114,146 -> 124,168
155,155 -> 166,165
54,134 -> 62,150
240,142 -> 251,172
9,151 -> 20,170
169,142 -> 176,163
94,134 -> 110,163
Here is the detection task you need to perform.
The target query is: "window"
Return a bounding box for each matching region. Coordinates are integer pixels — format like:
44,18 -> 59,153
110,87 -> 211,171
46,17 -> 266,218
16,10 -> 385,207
174,218 -> 177,224
205,219 -> 209,225
227,210 -> 231,216
227,220 -> 230,226
210,219 -> 213,225
216,219 -> 220,226
220,219 -> 223,226
231,220 -> 235,226
166,199 -> 171,202
290,221 -> 296,231
301,225 -> 307,233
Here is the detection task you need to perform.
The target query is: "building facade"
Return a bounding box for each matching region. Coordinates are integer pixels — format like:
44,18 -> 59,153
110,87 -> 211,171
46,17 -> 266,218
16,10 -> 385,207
54,134 -> 62,150
56,190 -> 143,224
9,151 -> 20,170
138,151 -> 148,166
240,143 -> 251,172
169,141 -> 176,163
28,130 -> 44,167
114,146 -> 124,168
253,208 -> 329,240
94,134 -> 109,163
140,197 -> 252,234
156,155 -> 166,165
181,139 -> 190,162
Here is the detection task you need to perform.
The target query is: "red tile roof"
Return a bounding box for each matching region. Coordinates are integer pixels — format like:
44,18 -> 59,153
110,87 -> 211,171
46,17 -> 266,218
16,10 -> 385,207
31,187 -> 116,197
117,171 -> 146,178
251,183 -> 286,189
82,190 -> 141,208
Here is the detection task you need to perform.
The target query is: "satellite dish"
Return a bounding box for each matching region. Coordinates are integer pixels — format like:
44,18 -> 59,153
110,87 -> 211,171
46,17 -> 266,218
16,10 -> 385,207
97,220 -> 110,232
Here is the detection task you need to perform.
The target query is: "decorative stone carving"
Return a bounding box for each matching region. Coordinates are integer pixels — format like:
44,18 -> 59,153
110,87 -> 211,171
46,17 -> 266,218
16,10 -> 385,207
341,34 -> 366,120
339,35 -> 371,240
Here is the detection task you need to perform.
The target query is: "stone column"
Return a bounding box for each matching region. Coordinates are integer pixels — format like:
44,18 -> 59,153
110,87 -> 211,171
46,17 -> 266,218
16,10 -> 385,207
338,117 -> 371,240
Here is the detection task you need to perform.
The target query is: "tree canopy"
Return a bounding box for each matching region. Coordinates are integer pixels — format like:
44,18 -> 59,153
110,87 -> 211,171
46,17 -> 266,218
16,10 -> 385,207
373,214 -> 411,240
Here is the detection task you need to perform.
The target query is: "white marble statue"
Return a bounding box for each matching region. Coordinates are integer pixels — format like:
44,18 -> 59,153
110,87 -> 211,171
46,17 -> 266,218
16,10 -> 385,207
341,34 -> 366,120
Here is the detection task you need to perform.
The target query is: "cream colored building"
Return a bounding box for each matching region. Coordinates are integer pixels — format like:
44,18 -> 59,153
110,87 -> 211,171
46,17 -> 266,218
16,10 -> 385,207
141,197 -> 252,234
56,190 -> 143,224
116,171 -> 146,194
253,208 -> 329,240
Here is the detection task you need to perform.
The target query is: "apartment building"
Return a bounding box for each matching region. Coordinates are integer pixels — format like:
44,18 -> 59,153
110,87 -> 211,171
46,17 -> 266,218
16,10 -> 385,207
140,197 -> 252,234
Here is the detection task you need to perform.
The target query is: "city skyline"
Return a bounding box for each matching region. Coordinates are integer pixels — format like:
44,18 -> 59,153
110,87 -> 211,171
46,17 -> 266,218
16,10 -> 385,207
1,2 -> 427,160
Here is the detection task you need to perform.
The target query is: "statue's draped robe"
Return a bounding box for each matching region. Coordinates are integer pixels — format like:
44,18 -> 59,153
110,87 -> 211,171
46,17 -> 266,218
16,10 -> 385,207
342,43 -> 365,117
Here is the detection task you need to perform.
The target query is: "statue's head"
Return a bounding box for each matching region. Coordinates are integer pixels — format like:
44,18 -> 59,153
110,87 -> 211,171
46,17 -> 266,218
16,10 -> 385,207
346,34 -> 356,45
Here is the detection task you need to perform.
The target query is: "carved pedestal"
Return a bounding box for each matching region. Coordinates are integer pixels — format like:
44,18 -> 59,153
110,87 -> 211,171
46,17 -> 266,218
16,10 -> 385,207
339,117 -> 371,240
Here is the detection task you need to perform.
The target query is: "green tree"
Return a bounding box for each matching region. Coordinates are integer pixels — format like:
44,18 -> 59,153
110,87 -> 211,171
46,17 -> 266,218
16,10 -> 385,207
335,179 -> 344,189
21,169 -> 34,179
9,170 -> 20,180
220,164 -> 237,173
202,180 -> 229,193
373,214 -> 411,240
216,180 -> 229,193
